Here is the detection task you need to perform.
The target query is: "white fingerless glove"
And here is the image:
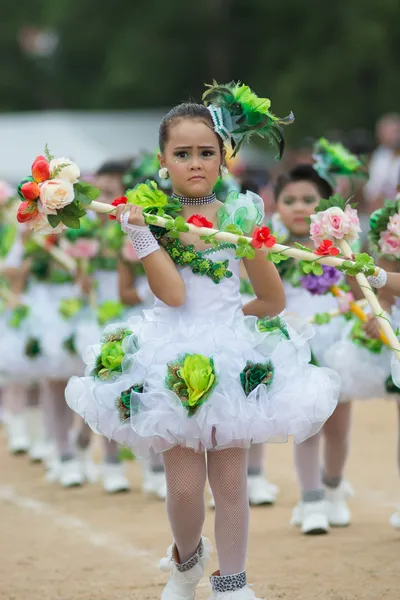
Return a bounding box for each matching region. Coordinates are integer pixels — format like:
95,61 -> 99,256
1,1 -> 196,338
367,269 -> 387,289
120,211 -> 160,260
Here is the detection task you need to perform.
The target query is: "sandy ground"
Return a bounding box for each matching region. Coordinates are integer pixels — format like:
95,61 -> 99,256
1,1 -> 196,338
1,399 -> 399,600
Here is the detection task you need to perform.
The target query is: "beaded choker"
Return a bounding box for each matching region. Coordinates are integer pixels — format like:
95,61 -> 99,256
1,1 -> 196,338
172,192 -> 216,206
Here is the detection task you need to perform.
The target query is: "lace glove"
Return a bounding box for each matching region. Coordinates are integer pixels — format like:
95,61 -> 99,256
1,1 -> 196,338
367,269 -> 387,289
120,211 -> 160,260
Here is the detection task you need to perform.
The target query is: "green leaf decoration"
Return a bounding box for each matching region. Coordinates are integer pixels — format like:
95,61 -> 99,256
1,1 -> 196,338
240,360 -> 275,395
44,143 -> 54,162
74,181 -> 100,201
257,316 -> 290,339
59,213 -> 80,229
8,305 -> 30,329
266,252 -> 290,264
224,224 -> 244,235
294,242 -> 313,253
0,223 -> 17,258
337,253 -> 375,277
314,312 -> 332,325
48,214 -> 61,228
314,193 -> 347,214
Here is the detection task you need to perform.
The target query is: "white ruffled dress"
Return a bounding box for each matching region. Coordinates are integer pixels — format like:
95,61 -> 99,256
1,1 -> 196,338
66,209 -> 340,458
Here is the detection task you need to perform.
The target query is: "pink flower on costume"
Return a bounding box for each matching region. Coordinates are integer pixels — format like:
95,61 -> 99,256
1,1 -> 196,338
310,215 -> 325,245
337,292 -> 354,314
0,181 -> 13,204
378,230 -> 400,258
65,238 -> 100,259
388,214 -> 400,236
321,207 -> 350,240
122,238 -> 139,262
344,205 -> 361,243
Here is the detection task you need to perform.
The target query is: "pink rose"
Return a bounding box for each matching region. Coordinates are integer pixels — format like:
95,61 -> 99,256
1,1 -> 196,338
321,207 -> 350,240
121,238 -> 139,262
344,205 -> 361,243
65,238 -> 100,259
379,231 -> 400,258
310,214 -> 325,245
337,292 -> 354,314
388,214 -> 400,236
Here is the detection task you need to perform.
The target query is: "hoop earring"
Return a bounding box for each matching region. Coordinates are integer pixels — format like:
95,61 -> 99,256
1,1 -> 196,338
159,167 -> 169,180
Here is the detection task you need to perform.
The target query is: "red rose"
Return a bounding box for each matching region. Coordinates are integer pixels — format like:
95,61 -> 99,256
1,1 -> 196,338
20,180 -> 40,201
109,196 -> 128,220
17,201 -> 39,223
315,239 -> 340,257
31,155 -> 50,183
251,226 -> 276,249
44,234 -> 59,248
187,214 -> 213,228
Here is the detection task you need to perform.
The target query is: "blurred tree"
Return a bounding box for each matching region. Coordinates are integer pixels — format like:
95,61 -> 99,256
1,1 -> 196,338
1,0 -> 399,143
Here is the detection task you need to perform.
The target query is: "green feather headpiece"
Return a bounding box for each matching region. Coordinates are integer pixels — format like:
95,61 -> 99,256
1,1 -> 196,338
202,81 -> 294,159
312,137 -> 366,187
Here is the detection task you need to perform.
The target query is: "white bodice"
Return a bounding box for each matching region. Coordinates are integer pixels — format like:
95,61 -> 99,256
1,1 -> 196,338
152,248 -> 243,325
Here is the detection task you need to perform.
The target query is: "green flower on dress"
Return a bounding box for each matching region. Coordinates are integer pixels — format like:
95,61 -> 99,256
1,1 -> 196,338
59,298 -> 84,320
92,328 -> 133,380
166,353 -> 217,416
257,316 -> 290,340
116,383 -> 144,421
240,360 -> 274,396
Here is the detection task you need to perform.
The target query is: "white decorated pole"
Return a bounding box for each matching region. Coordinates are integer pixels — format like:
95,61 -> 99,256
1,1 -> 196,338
88,200 -> 382,275
338,237 -> 400,359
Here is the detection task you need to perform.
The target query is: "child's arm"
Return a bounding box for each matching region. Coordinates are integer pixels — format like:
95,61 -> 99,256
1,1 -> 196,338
364,257 -> 398,339
118,259 -> 142,306
116,204 -> 186,308
243,252 -> 285,318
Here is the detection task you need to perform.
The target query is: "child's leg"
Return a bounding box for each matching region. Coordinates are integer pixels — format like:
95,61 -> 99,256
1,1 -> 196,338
322,402 -> 352,487
293,432 -> 323,502
247,443 -> 264,476
207,447 -> 249,576
163,446 -> 207,563
41,380 -> 75,459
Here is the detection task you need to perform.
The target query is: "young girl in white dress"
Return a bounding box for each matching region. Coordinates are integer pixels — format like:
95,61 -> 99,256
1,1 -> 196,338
66,87 -> 340,599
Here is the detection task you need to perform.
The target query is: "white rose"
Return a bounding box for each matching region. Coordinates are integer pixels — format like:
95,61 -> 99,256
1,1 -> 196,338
39,178 -> 75,215
50,157 -> 80,183
30,212 -> 67,235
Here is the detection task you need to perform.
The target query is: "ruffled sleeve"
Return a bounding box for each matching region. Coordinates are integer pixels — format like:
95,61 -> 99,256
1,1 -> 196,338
217,190 -> 264,234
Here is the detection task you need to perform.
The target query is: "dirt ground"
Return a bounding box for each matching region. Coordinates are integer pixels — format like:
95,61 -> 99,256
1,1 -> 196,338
1,399 -> 399,600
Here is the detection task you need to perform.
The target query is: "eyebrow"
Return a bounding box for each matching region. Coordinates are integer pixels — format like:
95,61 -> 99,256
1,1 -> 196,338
173,145 -> 216,150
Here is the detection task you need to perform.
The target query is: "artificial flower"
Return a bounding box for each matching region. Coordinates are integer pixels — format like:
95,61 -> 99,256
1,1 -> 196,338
19,178 -> 40,201
187,214 -> 213,228
179,354 -> 215,406
29,211 -> 67,235
378,230 -> 400,259
126,181 -> 168,210
314,239 -> 340,257
109,196 -> 128,220
64,238 -> 100,259
31,155 -> 50,183
387,214 -> 400,236
240,360 -> 274,396
300,264 -> 341,295
17,201 -> 39,223
49,157 -> 80,183
38,178 -> 75,214
251,226 -> 276,249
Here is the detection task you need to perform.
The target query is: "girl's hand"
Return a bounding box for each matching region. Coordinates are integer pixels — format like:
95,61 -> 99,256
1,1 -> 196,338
115,204 -> 146,227
363,315 -> 381,339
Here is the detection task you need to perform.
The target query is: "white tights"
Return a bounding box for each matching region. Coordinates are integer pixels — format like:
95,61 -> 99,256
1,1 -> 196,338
294,403 -> 352,501
163,446 -> 249,575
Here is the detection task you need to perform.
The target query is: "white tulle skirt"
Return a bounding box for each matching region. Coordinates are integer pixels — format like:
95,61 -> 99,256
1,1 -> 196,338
66,307 -> 341,459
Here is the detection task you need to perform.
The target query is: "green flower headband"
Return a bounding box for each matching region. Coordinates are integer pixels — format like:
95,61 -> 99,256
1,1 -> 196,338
202,81 -> 294,158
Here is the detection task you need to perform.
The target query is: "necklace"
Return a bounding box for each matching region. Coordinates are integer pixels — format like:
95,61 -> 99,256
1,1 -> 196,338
172,192 -> 216,206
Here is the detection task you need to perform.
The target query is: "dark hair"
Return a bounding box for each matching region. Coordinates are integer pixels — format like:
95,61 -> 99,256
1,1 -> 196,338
96,160 -> 131,177
274,164 -> 333,201
159,103 -> 224,155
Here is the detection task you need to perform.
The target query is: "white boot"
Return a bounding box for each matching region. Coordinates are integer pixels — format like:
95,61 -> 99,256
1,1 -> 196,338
160,537 -> 212,599
26,406 -> 49,462
247,474 -> 278,506
6,413 -> 30,454
291,501 -> 329,535
102,462 -> 130,493
325,485 -> 351,527
209,571 -> 262,599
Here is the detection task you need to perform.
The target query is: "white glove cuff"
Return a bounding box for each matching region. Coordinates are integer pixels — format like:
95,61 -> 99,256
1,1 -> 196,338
120,211 -> 159,260
367,269 -> 387,289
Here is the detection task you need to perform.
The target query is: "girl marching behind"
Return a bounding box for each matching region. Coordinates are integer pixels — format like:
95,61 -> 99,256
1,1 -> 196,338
272,165 -> 358,535
66,82 -> 340,599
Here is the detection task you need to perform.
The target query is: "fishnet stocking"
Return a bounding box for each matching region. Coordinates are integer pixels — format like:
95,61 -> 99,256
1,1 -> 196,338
247,443 -> 265,475
208,447 -> 249,575
323,402 -> 352,485
163,446 -> 207,563
293,432 -> 323,499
